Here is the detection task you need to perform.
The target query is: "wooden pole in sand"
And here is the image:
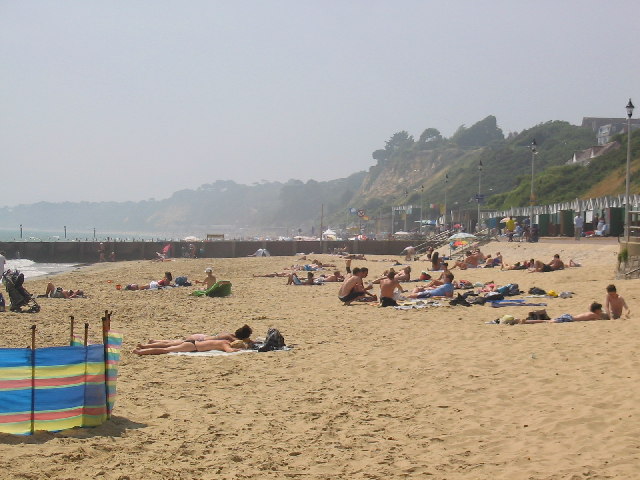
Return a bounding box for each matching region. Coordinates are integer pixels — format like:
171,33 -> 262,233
69,316 -> 75,345
84,323 -> 89,347
30,325 -> 36,435
101,311 -> 112,418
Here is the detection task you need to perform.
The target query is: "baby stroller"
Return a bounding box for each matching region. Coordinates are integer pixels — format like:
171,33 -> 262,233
2,269 -> 40,313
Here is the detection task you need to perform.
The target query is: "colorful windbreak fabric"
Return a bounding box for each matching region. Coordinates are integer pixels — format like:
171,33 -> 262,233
0,332 -> 122,435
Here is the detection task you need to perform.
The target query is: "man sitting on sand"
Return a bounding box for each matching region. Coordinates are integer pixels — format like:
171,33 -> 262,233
136,325 -> 254,351
338,267 -> 369,305
521,302 -> 607,324
374,271 -> 406,307
529,255 -> 564,273
604,284 -> 630,319
195,267 -> 216,289
407,272 -> 455,299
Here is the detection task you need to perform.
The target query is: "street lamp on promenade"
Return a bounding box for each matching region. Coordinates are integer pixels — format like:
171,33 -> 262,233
477,160 -> 483,232
529,139 -> 538,234
625,99 -> 635,243
443,174 -> 449,229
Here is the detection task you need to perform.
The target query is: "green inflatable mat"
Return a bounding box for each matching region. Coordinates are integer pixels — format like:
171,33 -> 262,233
191,281 -> 232,297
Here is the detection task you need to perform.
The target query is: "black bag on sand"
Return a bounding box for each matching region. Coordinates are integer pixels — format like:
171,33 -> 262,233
527,309 -> 550,321
258,328 -> 286,352
528,287 -> 546,295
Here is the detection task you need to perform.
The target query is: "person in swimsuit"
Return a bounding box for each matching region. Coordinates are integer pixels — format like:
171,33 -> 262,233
520,302 -> 606,324
338,267 -> 369,305
133,339 -> 241,355
137,325 -> 254,350
375,271 -> 405,307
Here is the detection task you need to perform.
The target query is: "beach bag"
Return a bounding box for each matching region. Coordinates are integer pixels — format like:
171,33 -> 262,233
485,292 -> 504,301
175,276 -> 191,287
258,328 -> 286,352
527,309 -> 550,321
528,287 -> 546,295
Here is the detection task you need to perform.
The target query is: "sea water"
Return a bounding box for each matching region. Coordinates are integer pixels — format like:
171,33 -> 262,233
4,259 -> 78,280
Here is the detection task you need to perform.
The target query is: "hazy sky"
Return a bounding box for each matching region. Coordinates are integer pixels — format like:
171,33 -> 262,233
1,1 -> 638,207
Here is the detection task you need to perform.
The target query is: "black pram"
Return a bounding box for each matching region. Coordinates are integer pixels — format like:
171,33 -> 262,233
2,270 -> 40,313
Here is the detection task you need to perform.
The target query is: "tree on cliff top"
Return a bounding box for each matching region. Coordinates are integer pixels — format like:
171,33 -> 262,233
451,115 -> 504,147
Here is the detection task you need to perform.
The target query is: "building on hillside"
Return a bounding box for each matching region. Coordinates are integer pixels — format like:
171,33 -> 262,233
582,117 -> 640,145
566,141 -> 620,165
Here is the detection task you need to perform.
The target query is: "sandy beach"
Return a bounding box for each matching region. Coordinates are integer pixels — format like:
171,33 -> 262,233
1,238 -> 639,479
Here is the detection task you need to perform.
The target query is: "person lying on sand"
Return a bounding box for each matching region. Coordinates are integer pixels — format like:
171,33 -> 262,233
44,283 -> 85,298
318,270 -> 344,282
138,325 -> 254,349
520,302 -> 607,324
394,266 -> 411,282
501,259 -> 534,271
126,272 -> 173,290
450,251 -> 480,270
407,272 -> 455,299
133,339 -> 244,355
287,272 -> 317,285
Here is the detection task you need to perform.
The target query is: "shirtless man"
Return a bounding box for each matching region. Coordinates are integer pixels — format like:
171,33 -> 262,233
323,270 -> 344,282
530,254 -> 564,273
548,254 -> 565,271
450,251 -> 480,270
408,272 -> 455,299
338,267 -> 369,305
45,283 -> 85,298
604,284 -> 630,319
395,266 -> 411,282
377,271 -> 405,307
195,267 -> 217,289
138,325 -> 254,349
521,302 -> 607,324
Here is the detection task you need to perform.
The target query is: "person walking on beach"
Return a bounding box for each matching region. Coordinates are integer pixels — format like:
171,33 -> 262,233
574,213 -> 584,240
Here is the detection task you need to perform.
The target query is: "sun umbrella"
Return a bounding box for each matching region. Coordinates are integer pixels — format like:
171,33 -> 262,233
448,232 -> 477,240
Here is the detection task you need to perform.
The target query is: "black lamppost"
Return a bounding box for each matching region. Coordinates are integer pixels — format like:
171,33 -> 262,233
625,99 -> 635,242
64,226 -> 67,239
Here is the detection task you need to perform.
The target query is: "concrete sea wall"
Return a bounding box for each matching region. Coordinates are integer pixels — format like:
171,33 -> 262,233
0,240 -> 417,263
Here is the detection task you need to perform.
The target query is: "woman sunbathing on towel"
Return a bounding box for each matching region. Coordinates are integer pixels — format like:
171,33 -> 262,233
133,339 -> 242,355
137,325 -> 254,350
